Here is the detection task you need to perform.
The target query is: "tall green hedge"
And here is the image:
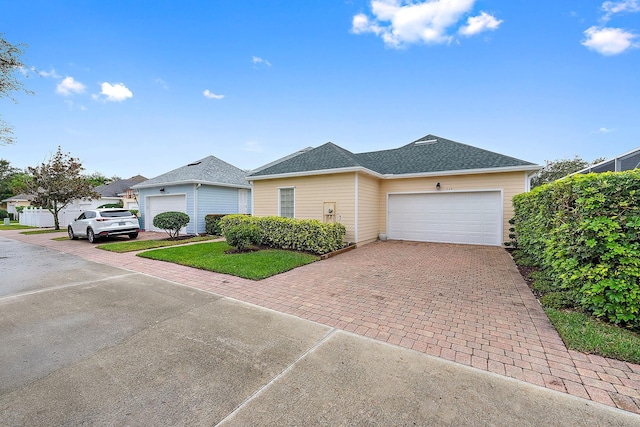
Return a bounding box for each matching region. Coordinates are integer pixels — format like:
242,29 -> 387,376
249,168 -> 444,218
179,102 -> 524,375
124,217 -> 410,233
513,171 -> 640,327
219,214 -> 346,255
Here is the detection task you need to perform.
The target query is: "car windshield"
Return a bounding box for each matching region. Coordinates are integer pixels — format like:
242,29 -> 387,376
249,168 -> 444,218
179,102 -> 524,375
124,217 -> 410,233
100,210 -> 133,218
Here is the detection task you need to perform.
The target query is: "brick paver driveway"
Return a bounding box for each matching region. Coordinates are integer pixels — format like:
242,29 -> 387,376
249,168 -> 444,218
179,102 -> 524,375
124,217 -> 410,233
4,231 -> 640,413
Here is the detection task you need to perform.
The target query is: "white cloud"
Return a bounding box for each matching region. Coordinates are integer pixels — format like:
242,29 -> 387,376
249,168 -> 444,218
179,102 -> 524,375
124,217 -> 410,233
582,26 -> 638,55
351,0 -> 501,48
242,141 -> 262,152
38,68 -> 60,78
459,11 -> 502,36
99,82 -> 133,102
252,56 -> 271,66
594,127 -> 614,133
153,77 -> 169,90
56,76 -> 86,96
602,0 -> 640,22
203,89 -> 224,100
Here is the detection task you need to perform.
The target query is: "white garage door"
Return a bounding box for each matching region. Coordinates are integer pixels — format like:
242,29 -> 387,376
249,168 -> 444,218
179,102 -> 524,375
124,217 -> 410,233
387,192 -> 502,246
146,195 -> 187,232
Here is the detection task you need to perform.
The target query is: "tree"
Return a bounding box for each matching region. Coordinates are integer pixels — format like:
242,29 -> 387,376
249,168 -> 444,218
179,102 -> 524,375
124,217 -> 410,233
84,172 -> 121,187
1,33 -> 33,145
530,156 -> 605,188
25,147 -> 99,230
0,158 -> 18,200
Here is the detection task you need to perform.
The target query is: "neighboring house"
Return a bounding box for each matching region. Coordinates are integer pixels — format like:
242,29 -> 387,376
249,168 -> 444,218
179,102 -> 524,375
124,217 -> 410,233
1,194 -> 34,217
247,134 -> 540,247
132,156 -> 251,235
573,146 -> 640,174
66,175 -> 147,211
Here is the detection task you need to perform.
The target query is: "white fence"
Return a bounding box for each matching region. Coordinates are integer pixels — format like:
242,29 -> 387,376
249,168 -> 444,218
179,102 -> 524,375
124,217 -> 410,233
19,207 -> 82,228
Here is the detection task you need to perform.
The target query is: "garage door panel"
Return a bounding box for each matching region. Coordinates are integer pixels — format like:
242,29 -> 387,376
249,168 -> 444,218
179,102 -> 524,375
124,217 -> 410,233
146,195 -> 187,233
388,192 -> 501,246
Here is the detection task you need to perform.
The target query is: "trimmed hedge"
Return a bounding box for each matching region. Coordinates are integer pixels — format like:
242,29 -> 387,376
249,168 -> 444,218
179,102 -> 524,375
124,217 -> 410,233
153,211 -> 190,239
204,214 -> 229,236
513,171 -> 640,327
219,214 -> 346,255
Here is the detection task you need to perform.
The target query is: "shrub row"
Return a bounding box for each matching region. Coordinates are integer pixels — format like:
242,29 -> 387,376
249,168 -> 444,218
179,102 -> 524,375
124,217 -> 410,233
219,214 -> 346,255
513,171 -> 640,327
204,214 -> 227,236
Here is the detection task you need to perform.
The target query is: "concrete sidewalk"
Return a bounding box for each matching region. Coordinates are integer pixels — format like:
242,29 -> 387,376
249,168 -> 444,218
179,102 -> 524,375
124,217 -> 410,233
3,229 -> 640,416
1,236 -> 639,426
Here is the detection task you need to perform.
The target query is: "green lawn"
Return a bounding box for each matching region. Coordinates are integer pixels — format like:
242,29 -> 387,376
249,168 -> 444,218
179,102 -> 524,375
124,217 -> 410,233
137,241 -> 319,280
21,228 -> 67,235
545,308 -> 640,364
0,223 -> 36,230
97,236 -> 217,252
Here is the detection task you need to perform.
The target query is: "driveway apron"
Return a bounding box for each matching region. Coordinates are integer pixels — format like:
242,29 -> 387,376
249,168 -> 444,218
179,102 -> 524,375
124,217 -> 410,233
3,231 -> 640,414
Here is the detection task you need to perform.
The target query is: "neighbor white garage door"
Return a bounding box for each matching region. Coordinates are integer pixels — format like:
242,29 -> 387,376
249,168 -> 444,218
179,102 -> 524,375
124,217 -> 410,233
146,195 -> 187,232
387,192 -> 502,246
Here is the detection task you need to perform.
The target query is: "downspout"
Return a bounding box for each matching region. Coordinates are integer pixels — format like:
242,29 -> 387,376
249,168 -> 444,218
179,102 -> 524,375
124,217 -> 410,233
194,183 -> 201,234
354,172 -> 359,244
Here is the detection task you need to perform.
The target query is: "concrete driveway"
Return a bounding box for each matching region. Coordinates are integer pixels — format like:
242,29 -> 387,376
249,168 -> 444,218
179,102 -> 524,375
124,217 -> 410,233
1,232 -> 640,424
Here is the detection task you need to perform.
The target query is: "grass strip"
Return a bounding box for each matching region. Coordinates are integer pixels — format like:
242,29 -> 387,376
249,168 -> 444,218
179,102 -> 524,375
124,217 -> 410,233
137,241 -> 319,280
0,224 -> 36,231
20,228 -> 66,234
545,308 -> 640,364
97,235 -> 216,252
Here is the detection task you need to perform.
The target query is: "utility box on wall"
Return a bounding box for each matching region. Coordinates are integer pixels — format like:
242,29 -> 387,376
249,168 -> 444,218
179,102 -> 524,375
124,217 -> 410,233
323,202 -> 336,223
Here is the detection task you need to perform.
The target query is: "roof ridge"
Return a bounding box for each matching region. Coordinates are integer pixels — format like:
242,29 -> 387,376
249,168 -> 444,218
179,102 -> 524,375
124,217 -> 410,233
323,142 -> 363,167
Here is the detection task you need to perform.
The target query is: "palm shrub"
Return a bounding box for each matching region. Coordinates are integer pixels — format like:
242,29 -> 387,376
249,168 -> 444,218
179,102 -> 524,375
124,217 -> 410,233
153,211 -> 190,239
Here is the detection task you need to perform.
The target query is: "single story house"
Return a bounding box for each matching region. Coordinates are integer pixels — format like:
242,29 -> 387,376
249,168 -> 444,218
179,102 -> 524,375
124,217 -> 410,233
247,134 -> 540,247
66,175 -> 147,211
132,156 -> 251,235
573,146 -> 640,174
1,193 -> 34,217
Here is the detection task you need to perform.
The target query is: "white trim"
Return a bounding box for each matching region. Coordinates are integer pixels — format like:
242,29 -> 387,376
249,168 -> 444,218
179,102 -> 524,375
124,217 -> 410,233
386,189 -> 504,246
247,165 -> 540,182
571,146 -> 640,175
277,186 -> 295,218
194,183 -> 199,234
133,180 -> 250,190
354,172 -> 359,244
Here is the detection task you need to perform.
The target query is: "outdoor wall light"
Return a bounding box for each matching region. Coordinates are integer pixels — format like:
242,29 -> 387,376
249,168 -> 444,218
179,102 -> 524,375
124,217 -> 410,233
159,187 -> 165,193
436,182 -> 441,190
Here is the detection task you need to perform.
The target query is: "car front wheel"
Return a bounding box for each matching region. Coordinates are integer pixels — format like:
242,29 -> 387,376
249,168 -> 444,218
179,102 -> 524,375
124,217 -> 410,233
68,226 -> 78,240
129,232 -> 139,239
87,228 -> 97,243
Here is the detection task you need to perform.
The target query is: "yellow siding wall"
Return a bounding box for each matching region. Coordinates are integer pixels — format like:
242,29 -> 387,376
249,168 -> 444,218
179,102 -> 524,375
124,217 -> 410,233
356,172 -> 381,244
379,171 -> 527,243
252,173 -> 357,242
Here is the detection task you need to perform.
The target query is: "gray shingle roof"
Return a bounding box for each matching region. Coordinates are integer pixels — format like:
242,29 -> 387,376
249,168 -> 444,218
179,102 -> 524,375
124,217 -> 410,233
133,156 -> 250,189
97,175 -> 147,197
1,193 -> 34,203
248,134 -> 537,178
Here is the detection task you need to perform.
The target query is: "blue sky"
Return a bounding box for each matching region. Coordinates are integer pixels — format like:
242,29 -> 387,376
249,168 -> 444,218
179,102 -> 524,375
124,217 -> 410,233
1,0 -> 639,179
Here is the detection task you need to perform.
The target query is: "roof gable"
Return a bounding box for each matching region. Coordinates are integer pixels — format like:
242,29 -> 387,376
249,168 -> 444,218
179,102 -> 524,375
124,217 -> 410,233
248,134 -> 537,178
97,175 -> 147,197
133,156 -> 249,188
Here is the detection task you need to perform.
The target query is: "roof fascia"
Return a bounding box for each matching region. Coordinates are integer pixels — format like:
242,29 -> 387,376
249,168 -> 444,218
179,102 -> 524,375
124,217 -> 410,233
381,165 -> 541,179
132,179 -> 251,189
246,166 -> 383,181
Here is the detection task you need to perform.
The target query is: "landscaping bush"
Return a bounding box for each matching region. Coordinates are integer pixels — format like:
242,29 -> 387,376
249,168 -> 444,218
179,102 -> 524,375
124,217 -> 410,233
0,209 -> 8,219
98,201 -> 123,208
153,211 -> 190,239
513,170 -> 640,327
205,214 -> 228,236
540,292 -> 574,310
219,215 -> 346,255
224,223 -> 261,251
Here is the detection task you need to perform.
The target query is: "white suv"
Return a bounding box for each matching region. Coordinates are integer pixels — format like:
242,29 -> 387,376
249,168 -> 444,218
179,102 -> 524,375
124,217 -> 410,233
68,208 -> 140,243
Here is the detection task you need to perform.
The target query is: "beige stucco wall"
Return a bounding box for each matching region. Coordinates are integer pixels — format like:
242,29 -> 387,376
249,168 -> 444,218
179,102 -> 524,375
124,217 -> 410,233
356,172 -> 381,244
252,173 -> 357,242
378,171 -> 528,243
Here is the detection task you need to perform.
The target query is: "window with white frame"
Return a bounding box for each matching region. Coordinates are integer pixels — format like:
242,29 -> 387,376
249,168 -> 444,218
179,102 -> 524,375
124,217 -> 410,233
278,187 -> 295,218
